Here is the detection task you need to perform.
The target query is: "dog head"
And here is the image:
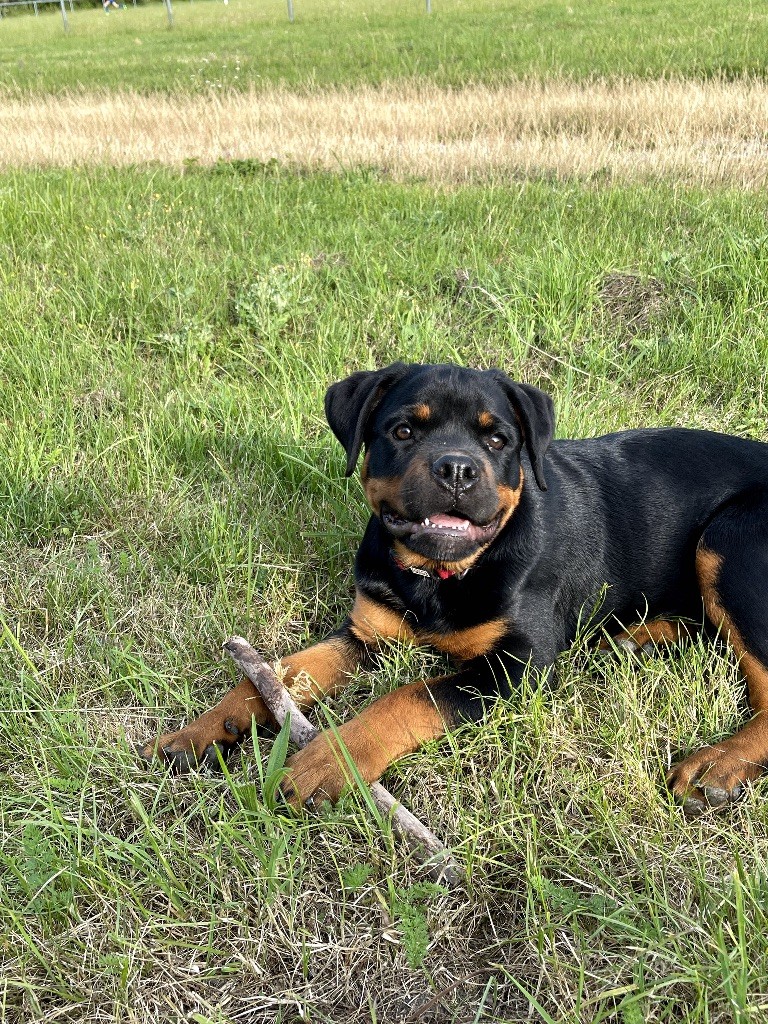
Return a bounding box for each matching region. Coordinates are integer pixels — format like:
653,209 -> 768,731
325,363 -> 554,569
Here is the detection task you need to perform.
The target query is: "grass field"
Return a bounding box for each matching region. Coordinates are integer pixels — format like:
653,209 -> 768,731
6,79 -> 768,188
2,2 -> 768,1023
0,0 -> 767,94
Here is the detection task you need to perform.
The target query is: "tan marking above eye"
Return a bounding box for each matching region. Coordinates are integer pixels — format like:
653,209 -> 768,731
478,411 -> 494,429
411,403 -> 431,422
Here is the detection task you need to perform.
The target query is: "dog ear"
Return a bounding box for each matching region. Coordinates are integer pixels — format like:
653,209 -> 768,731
489,372 -> 555,490
325,363 -> 410,476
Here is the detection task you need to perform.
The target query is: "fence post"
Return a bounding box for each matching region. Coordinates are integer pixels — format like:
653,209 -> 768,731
59,0 -> 68,27
425,0 -> 431,11
287,0 -> 293,22
164,0 -> 173,26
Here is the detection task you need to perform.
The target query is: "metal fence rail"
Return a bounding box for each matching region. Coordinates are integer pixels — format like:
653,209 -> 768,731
0,0 -> 171,29
0,0 -> 431,30
0,0 -> 73,28
1,0 -> 72,10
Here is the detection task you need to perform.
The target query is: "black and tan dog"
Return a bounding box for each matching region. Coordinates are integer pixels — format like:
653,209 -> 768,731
141,362 -> 768,815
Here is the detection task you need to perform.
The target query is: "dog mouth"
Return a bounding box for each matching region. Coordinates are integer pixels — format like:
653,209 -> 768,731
381,505 -> 502,546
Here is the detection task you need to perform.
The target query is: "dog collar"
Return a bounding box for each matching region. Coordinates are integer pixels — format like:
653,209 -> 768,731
392,555 -> 468,581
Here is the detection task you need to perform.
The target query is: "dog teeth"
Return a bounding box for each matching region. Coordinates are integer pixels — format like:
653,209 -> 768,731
421,517 -> 470,532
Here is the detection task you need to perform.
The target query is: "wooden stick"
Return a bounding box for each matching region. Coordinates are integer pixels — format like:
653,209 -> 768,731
223,635 -> 463,889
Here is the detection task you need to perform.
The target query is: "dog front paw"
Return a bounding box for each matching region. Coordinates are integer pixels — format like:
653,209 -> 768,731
138,679 -> 273,773
138,715 -> 246,772
279,731 -> 359,810
666,743 -> 760,814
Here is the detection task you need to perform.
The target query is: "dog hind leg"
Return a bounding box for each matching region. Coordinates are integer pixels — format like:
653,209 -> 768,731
668,492 -> 768,812
601,619 -> 698,658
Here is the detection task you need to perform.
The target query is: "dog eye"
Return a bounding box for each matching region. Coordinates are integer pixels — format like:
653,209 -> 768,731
487,434 -> 507,451
392,424 -> 413,441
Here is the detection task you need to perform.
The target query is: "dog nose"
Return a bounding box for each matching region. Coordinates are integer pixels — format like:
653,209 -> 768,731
431,452 -> 480,493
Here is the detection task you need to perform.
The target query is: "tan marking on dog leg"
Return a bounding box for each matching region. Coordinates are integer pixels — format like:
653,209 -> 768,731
139,677 -> 272,769
600,619 -> 698,651
281,678 -> 446,806
668,547 -> 768,811
280,636 -> 362,709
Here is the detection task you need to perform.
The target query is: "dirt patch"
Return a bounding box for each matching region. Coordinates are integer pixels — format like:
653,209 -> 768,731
597,272 -> 671,337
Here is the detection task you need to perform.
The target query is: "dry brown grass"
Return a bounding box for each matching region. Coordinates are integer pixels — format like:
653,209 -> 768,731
4,78 -> 768,185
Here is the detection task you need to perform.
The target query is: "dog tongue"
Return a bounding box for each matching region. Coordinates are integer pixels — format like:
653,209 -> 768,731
429,513 -> 469,528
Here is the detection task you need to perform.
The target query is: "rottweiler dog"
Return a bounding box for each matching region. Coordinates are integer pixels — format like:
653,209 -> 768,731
141,362 -> 768,815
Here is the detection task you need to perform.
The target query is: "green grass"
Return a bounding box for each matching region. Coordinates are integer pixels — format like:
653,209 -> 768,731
2,165 -> 768,1020
4,0 -> 768,1016
1,0 -> 767,94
